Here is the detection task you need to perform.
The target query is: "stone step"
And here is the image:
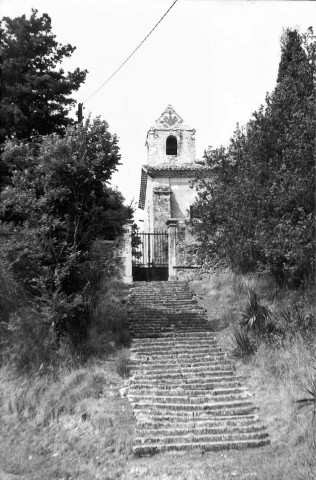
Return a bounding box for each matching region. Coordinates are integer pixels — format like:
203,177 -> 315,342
136,425 -> 266,437
131,346 -> 222,354
134,430 -> 269,446
128,384 -> 244,394
127,280 -> 268,456
128,391 -> 252,404
131,352 -> 223,359
132,372 -> 236,382
130,361 -> 230,371
133,438 -> 270,456
133,367 -> 235,377
135,411 -> 260,423
131,332 -> 215,339
131,334 -> 215,340
132,399 -> 255,412
130,381 -> 242,391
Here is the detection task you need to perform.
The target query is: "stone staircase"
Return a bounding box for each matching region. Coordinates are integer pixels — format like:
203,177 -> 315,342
126,281 -> 269,456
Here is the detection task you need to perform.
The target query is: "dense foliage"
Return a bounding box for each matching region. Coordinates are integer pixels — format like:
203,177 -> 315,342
193,28 -> 315,286
0,117 -> 132,344
0,9 -> 87,143
0,9 -> 87,191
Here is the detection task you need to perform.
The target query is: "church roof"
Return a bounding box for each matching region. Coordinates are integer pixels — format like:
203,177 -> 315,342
138,164 -> 212,209
148,104 -> 194,131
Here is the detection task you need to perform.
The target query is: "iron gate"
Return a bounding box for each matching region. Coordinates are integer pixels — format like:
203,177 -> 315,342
132,230 -> 168,281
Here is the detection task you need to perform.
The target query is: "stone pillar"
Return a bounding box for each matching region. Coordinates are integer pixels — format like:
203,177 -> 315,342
167,219 -> 178,281
123,220 -> 133,284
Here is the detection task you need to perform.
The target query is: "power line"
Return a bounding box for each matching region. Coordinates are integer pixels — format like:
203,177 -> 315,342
82,0 -> 179,104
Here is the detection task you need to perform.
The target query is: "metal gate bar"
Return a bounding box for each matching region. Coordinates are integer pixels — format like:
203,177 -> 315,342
132,231 -> 168,267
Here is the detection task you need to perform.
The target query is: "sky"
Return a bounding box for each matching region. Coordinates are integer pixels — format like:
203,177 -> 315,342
1,0 -> 315,220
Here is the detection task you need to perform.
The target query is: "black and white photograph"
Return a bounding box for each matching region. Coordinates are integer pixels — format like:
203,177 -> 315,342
0,0 -> 315,479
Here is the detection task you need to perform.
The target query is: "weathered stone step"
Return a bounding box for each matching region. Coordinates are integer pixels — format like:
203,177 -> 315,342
130,361 -> 230,371
131,343 -> 221,351
132,334 -> 217,340
130,381 -> 242,391
131,351 -> 223,358
128,385 -> 245,396
136,423 -> 266,436
133,438 -> 270,456
127,280 -> 268,456
132,371 -> 236,382
132,332 -> 215,339
130,330 -> 212,336
137,413 -> 260,425
135,412 -> 260,424
134,430 -> 269,446
133,399 -> 255,411
128,391 -> 251,404
133,367 -> 235,378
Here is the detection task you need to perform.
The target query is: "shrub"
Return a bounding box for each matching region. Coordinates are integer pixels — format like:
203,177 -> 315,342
114,349 -> 130,378
231,326 -> 256,359
240,288 -> 273,335
296,372 -> 316,424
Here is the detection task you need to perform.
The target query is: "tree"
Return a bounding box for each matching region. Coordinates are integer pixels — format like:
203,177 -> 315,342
1,117 -> 132,341
193,28 -> 315,286
0,9 -> 87,144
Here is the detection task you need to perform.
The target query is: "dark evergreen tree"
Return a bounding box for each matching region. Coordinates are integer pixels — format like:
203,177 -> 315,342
193,28 -> 315,286
0,9 -> 87,143
1,117 -> 132,340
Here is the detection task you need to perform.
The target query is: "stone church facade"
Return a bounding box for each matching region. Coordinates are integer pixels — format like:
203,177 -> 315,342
137,105 -> 210,278
138,104 -> 208,232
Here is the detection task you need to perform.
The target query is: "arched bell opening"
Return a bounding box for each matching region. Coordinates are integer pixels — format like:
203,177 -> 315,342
166,135 -> 177,155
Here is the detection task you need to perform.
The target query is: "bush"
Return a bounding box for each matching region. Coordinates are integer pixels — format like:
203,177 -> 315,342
114,349 -> 130,378
231,326 -> 256,359
240,288 -> 273,335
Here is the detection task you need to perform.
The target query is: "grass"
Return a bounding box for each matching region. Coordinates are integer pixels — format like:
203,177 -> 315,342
189,270 -> 316,480
1,267 -> 315,479
0,270 -> 134,479
115,348 -> 131,378
0,361 -> 135,480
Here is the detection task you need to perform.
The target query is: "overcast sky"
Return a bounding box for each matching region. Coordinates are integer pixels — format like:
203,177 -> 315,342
1,0 -> 315,219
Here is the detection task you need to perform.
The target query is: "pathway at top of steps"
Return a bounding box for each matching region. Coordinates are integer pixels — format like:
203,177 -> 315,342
126,281 -> 269,457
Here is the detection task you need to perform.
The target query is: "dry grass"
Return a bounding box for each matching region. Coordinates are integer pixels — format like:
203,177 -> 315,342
0,274 -> 134,479
0,361 -> 135,480
189,270 -> 316,480
114,348 -> 131,378
1,269 -> 315,479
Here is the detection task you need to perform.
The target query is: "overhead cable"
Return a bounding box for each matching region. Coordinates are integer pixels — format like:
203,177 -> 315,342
83,0 -> 179,104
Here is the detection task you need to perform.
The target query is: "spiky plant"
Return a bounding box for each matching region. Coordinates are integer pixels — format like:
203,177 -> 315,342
296,373 -> 316,424
240,288 -> 272,336
231,326 -> 256,359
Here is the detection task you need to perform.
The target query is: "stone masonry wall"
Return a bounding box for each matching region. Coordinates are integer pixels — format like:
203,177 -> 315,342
153,185 -> 171,231
146,129 -> 196,166
173,221 -> 213,281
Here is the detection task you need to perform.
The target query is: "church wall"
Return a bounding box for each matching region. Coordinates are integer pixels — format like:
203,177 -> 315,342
169,177 -> 196,219
143,176 -> 154,232
147,129 -> 196,166
153,186 -> 171,231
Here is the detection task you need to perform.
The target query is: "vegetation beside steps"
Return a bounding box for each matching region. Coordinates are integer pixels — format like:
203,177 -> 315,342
0,272 -> 314,479
0,279 -> 135,480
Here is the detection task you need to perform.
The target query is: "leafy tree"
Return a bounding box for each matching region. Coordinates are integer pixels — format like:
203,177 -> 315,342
0,9 -> 87,144
193,28 -> 315,286
1,117 -> 132,341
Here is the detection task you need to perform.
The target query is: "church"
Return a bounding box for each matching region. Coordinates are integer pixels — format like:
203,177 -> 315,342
134,105 -> 210,281
138,104 -> 209,232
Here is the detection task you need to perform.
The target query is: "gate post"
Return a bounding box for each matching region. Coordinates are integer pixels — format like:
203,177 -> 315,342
167,219 -> 178,281
123,220 -> 133,283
